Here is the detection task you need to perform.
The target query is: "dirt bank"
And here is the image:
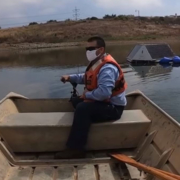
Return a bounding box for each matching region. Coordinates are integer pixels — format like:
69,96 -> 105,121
0,19 -> 180,51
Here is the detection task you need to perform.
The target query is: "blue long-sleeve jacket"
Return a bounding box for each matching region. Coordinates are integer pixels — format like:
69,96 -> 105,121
69,63 -> 127,106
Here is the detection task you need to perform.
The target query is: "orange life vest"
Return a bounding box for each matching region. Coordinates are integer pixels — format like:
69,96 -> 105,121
84,54 -> 127,101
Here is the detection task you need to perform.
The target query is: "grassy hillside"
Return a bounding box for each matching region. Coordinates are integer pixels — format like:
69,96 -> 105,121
0,17 -> 180,46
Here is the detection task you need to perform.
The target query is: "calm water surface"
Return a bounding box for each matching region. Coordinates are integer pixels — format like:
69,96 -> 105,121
0,42 -> 180,121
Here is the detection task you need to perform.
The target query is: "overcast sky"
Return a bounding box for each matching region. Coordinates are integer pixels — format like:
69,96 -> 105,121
0,0 -> 179,28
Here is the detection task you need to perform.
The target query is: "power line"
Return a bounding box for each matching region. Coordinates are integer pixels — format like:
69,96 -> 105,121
0,12 -> 72,20
73,7 -> 80,21
0,17 -> 68,27
0,11 -> 96,28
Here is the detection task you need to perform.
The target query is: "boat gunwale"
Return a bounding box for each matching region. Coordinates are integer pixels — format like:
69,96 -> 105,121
126,90 -> 180,127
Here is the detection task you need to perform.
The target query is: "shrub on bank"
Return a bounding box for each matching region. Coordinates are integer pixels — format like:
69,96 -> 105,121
47,20 -> 57,23
86,17 -> 99,20
103,14 -> 116,19
29,22 -> 38,26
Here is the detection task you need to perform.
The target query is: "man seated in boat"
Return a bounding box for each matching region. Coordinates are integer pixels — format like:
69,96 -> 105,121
58,36 -> 127,159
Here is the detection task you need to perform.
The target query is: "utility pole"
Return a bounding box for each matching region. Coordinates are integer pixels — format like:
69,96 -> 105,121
73,7 -> 80,21
135,10 -> 140,17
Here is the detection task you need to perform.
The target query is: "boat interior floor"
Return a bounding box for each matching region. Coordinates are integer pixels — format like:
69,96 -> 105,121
0,137 -> 144,180
0,136 -> 136,167
0,150 -> 144,180
14,148 -> 135,161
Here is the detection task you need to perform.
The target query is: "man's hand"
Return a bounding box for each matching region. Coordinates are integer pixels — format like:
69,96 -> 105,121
80,89 -> 88,99
61,75 -> 70,83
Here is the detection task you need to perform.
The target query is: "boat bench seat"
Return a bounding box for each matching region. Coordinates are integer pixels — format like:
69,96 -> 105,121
0,110 -> 151,152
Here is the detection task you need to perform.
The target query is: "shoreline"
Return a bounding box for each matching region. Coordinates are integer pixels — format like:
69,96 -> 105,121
0,37 -> 179,53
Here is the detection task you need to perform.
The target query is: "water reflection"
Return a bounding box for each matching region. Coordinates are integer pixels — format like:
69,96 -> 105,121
130,64 -> 173,78
0,48 -> 87,68
125,64 -> 180,121
0,44 -> 133,69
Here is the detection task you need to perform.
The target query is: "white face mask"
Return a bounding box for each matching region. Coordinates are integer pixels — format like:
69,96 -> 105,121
86,50 -> 99,62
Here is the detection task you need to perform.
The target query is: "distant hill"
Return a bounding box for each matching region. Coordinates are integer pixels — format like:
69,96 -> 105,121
0,15 -> 180,47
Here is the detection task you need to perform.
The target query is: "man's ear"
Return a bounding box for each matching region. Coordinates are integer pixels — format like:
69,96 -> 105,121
101,47 -> 105,53
96,48 -> 100,56
96,47 -> 104,56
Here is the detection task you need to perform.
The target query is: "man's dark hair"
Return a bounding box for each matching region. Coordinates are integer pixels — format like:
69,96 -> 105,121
87,36 -> 106,48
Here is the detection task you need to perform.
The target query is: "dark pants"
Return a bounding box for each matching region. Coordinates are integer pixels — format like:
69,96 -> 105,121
66,98 -> 124,150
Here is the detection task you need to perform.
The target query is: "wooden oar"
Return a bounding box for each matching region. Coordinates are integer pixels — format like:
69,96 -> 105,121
110,154 -> 180,180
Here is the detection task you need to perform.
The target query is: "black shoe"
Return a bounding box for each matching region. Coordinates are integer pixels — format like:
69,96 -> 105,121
54,149 -> 86,159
